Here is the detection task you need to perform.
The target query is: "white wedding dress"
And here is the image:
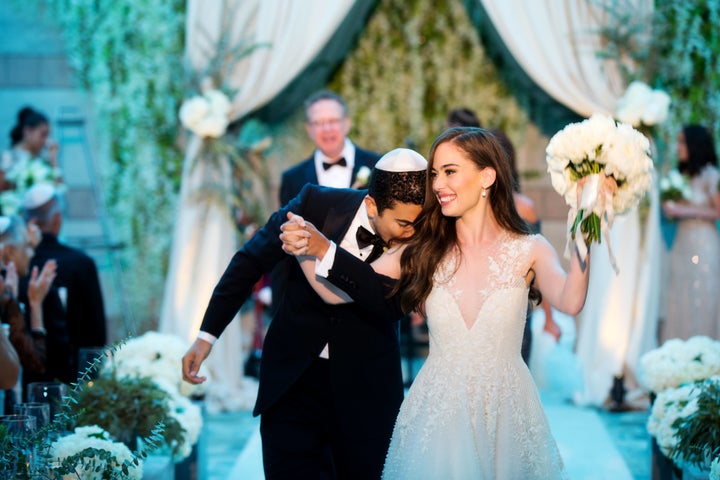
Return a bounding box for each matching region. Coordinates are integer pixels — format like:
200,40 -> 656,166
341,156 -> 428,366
383,233 -> 566,479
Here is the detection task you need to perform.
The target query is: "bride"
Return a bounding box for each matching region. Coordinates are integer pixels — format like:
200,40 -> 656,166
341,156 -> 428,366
281,127 -> 590,479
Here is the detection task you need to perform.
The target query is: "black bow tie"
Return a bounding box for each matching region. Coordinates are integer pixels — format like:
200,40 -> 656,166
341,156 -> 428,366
322,157 -> 347,170
356,226 -> 387,263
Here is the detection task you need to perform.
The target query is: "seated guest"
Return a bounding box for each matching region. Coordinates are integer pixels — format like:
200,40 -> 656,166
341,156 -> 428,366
22,184 -> 107,363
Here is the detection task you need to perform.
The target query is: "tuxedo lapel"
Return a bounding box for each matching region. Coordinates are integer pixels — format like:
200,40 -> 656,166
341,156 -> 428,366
322,196 -> 364,243
302,158 -> 318,185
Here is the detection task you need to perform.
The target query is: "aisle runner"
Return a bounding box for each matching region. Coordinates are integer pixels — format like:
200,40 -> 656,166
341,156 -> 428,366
544,393 -> 634,480
228,426 -> 264,479
227,397 -> 633,480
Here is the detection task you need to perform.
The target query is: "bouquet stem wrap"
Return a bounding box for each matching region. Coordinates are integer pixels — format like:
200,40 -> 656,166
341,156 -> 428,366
567,173 -> 619,273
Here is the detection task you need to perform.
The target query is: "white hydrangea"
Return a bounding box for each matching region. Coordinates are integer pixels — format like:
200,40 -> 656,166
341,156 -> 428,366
51,425 -> 142,479
647,383 -> 701,458
152,378 -> 203,461
108,331 -> 210,397
638,336 -> 720,393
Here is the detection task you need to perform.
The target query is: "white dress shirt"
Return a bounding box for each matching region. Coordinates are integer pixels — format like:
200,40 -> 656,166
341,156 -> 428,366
314,139 -> 356,189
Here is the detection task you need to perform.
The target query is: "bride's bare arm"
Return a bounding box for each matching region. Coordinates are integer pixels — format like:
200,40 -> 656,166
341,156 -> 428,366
280,212 -> 403,304
530,235 -> 589,315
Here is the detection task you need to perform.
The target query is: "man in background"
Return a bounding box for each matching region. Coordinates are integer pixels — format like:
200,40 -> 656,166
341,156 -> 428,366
22,184 -> 107,369
279,90 -> 381,205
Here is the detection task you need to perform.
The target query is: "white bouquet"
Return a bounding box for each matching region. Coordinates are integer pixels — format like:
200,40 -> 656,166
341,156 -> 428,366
51,425 -> 142,479
637,336 -> 720,393
659,169 -> 691,202
546,113 -> 654,271
615,81 -> 671,128
0,157 -> 64,215
109,331 -> 210,397
179,88 -> 231,138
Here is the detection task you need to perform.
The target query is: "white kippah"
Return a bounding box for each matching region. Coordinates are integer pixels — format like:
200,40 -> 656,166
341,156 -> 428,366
375,148 -> 427,172
22,183 -> 56,210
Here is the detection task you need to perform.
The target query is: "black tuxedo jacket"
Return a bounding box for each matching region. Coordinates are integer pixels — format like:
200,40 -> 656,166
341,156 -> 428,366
30,234 -> 107,352
200,184 -> 403,441
278,146 -> 381,206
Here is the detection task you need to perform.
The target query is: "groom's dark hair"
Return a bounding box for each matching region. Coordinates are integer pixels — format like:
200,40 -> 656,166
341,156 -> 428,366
368,169 -> 426,213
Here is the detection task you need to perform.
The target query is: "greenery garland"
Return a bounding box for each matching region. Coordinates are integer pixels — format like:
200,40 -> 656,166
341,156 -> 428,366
24,0 -> 187,331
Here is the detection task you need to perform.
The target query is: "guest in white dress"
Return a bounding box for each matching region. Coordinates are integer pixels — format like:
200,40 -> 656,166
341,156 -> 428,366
282,127 -> 591,479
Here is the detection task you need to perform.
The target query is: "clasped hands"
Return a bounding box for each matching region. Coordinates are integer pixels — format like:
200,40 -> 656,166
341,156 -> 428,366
280,212 -> 330,260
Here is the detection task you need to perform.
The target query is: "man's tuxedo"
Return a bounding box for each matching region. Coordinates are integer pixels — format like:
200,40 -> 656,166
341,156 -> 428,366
200,184 -> 403,478
278,147 -> 381,206
30,234 -> 107,362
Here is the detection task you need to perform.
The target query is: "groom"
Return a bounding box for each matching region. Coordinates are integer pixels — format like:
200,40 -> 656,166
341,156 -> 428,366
182,149 -> 427,479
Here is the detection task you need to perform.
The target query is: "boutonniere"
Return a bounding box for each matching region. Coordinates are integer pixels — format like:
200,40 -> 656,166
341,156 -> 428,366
352,166 -> 372,189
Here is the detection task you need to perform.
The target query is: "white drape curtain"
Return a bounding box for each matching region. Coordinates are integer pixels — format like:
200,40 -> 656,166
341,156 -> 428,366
479,0 -> 659,406
159,0 -> 357,412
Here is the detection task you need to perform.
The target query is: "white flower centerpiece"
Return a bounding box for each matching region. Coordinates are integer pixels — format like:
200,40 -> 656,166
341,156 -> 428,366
106,331 -> 206,461
51,425 -> 143,479
546,113 -> 654,271
109,330 -> 210,398
637,336 -> 720,394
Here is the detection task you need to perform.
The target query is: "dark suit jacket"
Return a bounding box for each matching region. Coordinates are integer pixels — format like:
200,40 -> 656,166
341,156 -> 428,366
200,184 -> 403,443
278,146 -> 381,206
31,234 -> 107,352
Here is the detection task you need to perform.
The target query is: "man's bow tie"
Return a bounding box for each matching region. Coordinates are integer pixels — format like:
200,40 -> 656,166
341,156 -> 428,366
356,226 -> 387,263
322,157 -> 347,170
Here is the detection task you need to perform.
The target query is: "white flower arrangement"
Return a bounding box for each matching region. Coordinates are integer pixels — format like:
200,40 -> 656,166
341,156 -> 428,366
179,89 -> 231,138
615,81 -> 671,128
109,331 -> 210,397
638,336 -> 720,393
647,382 -> 701,460
659,169 -> 692,202
545,113 -> 654,271
152,379 -> 203,461
51,425 -> 142,479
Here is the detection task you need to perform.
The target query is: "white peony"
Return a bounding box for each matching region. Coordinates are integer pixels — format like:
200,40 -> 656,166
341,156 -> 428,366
194,115 -> 229,138
638,336 -> 720,393
51,425 -> 142,479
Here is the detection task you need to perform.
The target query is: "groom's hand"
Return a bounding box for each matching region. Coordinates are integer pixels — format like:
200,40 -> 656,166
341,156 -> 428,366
281,212 -> 331,259
182,338 -> 212,384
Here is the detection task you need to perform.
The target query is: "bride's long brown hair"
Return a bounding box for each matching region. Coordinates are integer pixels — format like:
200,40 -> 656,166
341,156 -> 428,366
393,127 -> 537,314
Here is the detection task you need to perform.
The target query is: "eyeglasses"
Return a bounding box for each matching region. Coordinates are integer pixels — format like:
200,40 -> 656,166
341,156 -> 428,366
308,118 -> 344,129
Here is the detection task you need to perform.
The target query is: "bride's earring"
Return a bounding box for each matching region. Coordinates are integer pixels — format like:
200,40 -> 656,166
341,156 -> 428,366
481,187 -> 487,198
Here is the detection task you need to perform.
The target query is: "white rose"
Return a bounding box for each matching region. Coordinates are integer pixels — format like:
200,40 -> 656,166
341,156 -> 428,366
179,96 -> 210,130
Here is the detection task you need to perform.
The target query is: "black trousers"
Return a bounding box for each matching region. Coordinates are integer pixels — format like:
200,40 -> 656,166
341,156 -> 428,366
260,357 -> 384,480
